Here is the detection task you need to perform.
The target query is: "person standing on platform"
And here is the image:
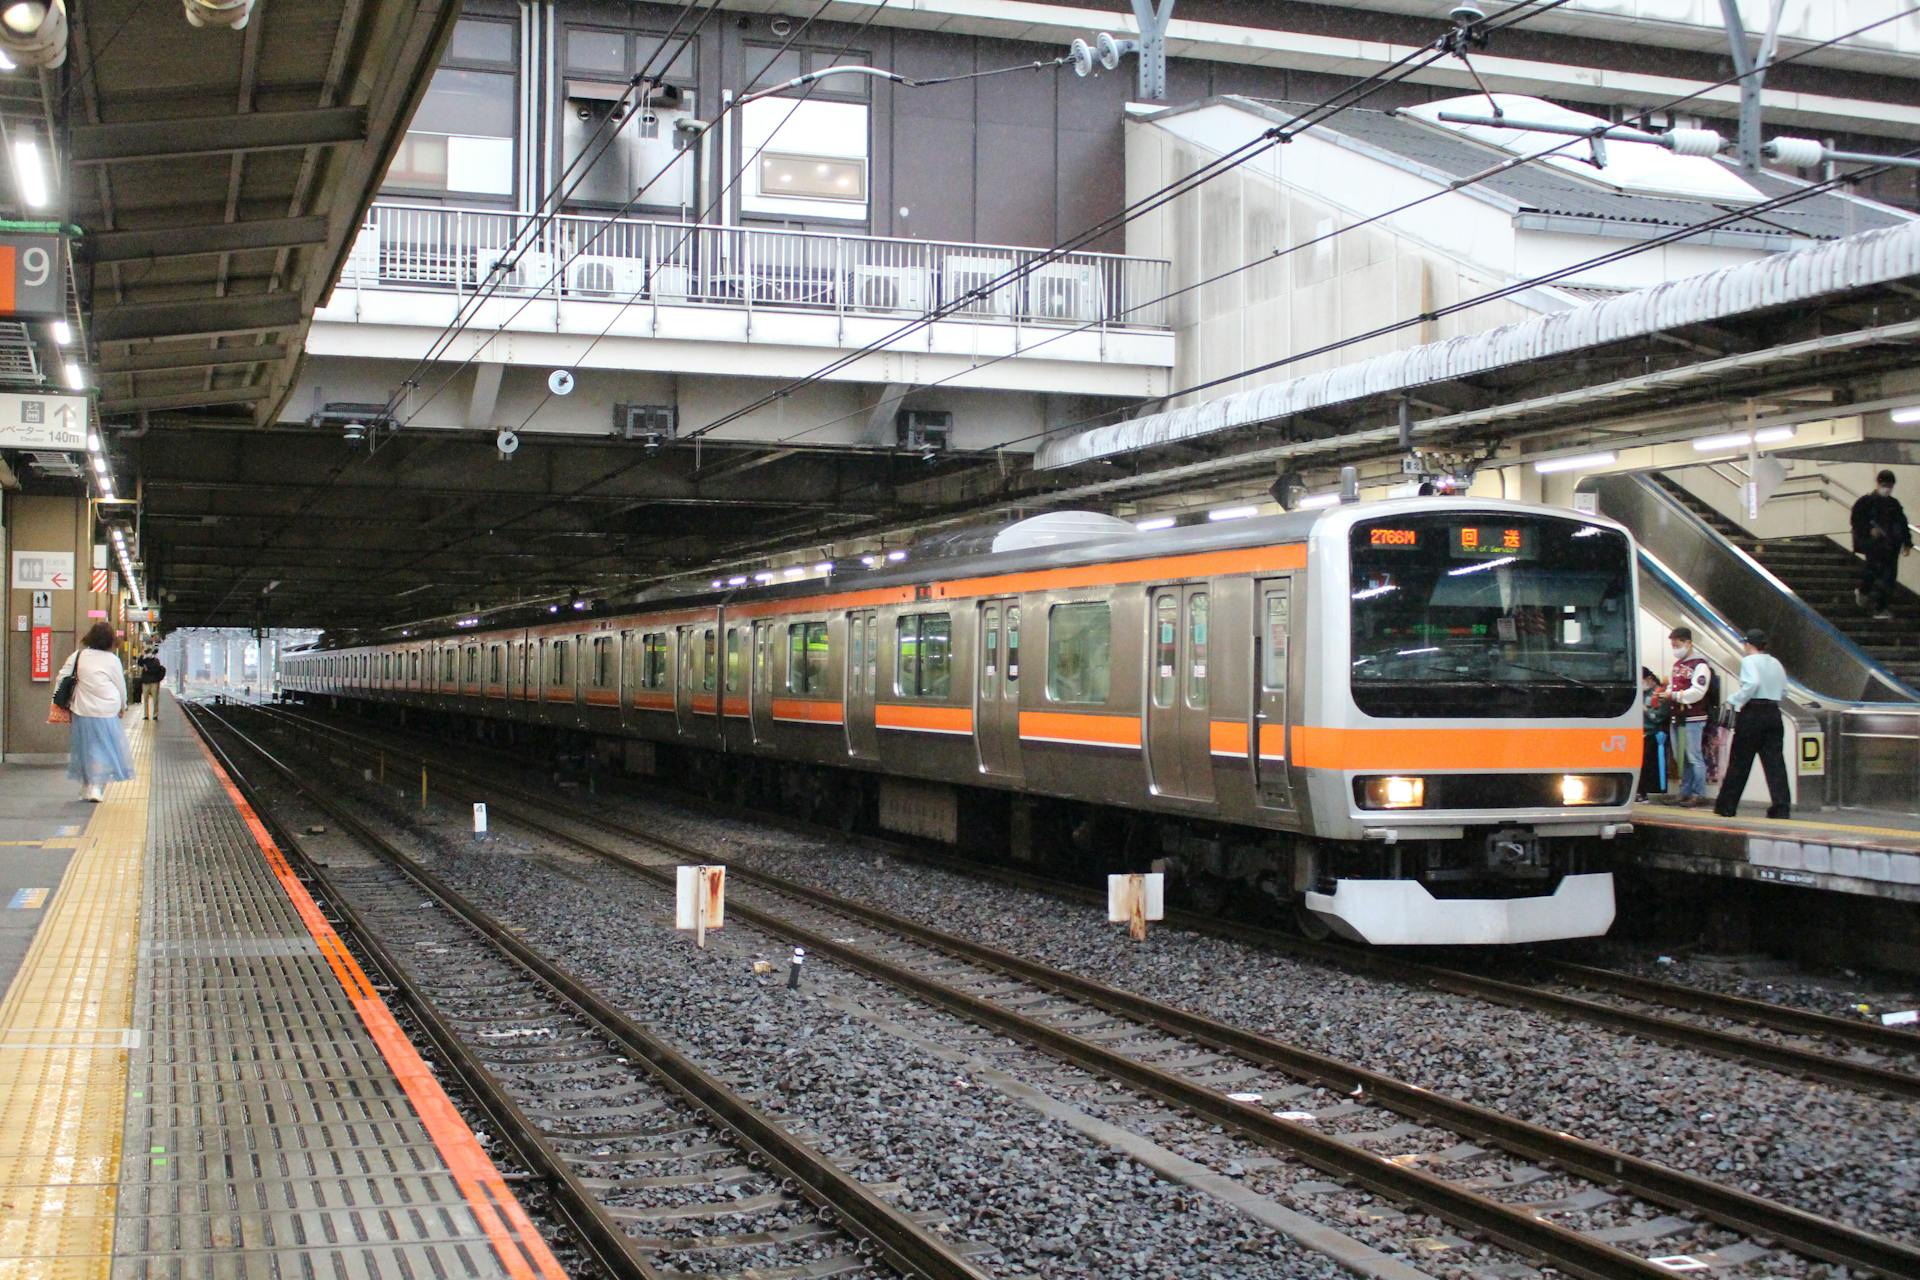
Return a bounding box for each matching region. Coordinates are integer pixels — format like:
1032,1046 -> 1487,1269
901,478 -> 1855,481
54,622 -> 134,803
136,648 -> 167,720
1666,626 -> 1716,808
1638,666 -> 1669,802
1714,628 -> 1792,819
1851,469 -> 1913,620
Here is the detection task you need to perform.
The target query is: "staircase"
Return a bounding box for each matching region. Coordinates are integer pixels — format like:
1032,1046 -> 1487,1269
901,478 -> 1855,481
1653,475 -> 1920,690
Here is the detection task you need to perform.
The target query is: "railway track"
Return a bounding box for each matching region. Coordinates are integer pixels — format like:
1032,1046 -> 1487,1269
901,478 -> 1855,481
259,701 -> 1920,1094
187,703 -> 991,1280
236,701 -> 1920,1280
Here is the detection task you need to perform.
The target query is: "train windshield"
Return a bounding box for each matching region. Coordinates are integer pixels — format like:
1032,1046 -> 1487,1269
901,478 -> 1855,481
1349,514 -> 1635,718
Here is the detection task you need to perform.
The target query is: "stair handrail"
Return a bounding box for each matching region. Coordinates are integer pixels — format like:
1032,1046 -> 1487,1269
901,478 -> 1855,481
1698,462 -> 1920,543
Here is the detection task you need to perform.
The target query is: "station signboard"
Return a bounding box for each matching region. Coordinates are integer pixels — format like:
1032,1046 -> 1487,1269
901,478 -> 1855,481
0,232 -> 68,322
0,392 -> 87,451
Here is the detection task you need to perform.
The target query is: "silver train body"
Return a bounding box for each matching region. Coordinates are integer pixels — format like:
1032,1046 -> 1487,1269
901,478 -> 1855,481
283,498 -> 1642,944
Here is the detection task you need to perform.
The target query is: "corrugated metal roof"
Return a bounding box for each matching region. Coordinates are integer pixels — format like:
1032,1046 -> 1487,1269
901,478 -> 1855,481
1034,218 -> 1920,471
1240,97 -> 1906,242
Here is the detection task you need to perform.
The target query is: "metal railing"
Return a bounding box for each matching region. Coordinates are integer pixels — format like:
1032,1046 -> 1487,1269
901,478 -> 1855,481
341,202 -> 1173,331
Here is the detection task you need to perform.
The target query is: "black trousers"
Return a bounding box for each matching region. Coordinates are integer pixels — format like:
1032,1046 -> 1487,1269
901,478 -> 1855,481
1714,701 -> 1791,818
1861,549 -> 1900,611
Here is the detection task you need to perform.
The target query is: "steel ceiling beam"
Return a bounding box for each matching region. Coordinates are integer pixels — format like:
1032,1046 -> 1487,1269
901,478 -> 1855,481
92,293 -> 303,343
71,107 -> 369,164
99,387 -> 274,414
88,217 -> 330,264
100,343 -> 289,375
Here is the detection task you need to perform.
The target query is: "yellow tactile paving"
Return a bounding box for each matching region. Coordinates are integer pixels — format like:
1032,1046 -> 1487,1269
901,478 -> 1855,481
1635,803 -> 1920,847
0,721 -> 150,1280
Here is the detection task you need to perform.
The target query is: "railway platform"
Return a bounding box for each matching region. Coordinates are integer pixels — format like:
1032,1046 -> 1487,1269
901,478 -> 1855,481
1626,802 -> 1920,904
0,697 -> 565,1280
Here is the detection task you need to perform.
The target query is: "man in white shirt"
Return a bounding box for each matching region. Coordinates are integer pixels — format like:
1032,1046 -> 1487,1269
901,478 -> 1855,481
1713,628 -> 1791,819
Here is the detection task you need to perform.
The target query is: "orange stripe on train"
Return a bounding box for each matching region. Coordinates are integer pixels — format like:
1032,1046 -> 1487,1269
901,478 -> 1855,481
773,698 -> 845,725
1019,710 -> 1141,748
876,703 -> 973,735
1207,720 -> 1249,757
1291,726 -> 1634,772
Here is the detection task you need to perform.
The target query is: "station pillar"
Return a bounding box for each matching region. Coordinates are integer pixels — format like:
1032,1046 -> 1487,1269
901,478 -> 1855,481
4,492 -> 97,761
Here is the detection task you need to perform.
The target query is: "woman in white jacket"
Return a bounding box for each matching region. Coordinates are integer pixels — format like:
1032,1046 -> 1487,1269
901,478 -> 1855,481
57,621 -> 134,802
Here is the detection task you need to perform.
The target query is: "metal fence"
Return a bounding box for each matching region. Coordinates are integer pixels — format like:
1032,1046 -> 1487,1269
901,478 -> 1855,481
342,203 -> 1173,330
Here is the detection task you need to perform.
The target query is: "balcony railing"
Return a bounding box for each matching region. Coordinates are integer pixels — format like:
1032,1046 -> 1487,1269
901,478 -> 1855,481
340,202 -> 1173,331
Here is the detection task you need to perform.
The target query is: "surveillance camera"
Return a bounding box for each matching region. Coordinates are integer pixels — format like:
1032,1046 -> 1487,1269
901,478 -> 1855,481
1449,3 -> 1485,25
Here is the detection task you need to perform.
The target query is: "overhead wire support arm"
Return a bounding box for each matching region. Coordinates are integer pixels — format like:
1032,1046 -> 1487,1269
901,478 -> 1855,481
1717,0 -> 1788,172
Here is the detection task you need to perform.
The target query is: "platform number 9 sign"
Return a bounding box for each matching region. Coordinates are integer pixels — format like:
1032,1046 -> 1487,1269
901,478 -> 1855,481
0,234 -> 67,321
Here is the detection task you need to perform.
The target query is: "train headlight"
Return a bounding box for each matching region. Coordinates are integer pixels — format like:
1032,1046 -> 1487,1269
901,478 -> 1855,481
1364,776 -> 1425,809
1558,774 -> 1608,805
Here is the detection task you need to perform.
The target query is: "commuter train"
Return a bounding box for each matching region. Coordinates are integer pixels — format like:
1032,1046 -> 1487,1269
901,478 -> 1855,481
282,498 -> 1642,944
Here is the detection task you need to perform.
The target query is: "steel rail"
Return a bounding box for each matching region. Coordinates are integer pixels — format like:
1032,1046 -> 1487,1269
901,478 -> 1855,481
183,703 -> 663,1280
266,703 -> 1920,1078
245,705 -> 1920,1280
190,703 -> 993,1280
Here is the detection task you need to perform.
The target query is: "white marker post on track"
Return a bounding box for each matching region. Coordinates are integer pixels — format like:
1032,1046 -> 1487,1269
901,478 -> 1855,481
676,865 -> 726,949
472,803 -> 488,842
1107,872 -> 1164,941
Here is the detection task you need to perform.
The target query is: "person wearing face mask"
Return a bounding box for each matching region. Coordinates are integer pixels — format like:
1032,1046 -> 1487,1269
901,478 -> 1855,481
1851,469 -> 1912,620
1666,626 -> 1717,807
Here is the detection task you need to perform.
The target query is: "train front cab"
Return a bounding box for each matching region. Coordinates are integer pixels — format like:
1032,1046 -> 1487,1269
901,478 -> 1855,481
1296,503 -> 1639,945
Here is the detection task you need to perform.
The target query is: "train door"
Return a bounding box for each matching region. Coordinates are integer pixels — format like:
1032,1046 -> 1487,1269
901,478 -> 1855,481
844,608 -> 878,760
1254,578 -> 1294,808
1144,584 -> 1215,803
674,625 -> 697,735
750,620 -> 775,744
974,598 -> 1023,780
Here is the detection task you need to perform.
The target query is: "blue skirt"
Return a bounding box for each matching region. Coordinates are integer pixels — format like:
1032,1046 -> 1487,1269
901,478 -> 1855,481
67,714 -> 134,786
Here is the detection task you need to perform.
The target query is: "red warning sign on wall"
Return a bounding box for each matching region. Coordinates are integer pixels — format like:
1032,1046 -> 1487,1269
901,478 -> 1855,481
30,625 -> 50,681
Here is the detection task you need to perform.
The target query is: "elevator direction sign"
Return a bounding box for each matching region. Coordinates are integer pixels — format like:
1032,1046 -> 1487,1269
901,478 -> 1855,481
0,392 -> 86,451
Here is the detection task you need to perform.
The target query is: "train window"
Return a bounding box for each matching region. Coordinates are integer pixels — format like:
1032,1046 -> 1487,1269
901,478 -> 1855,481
786,621 -> 828,694
549,640 -> 569,686
702,628 -> 717,692
644,632 -> 668,689
726,628 -> 744,694
894,613 -> 952,699
443,649 -> 456,682
1187,593 -> 1209,709
1047,603 -> 1111,705
849,615 -> 864,695
1152,597 -> 1177,708
1264,595 -> 1288,690
466,646 -> 480,684
489,646 -> 503,684
1005,606 -> 1020,683
594,636 -> 614,688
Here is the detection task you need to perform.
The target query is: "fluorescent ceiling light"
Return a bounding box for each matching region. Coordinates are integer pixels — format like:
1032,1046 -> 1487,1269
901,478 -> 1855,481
1296,493 -> 1341,509
726,575 -> 746,586
886,549 -> 907,562
1892,406 -> 1920,424
813,561 -> 833,573
753,571 -> 775,583
86,431 -> 99,451
1532,451 -> 1617,474
90,453 -> 106,474
1208,504 -> 1258,522
62,360 -> 83,389
51,319 -> 69,345
11,135 -> 46,209
1693,427 -> 1795,452
1134,516 -> 1175,531
782,566 -> 804,578
710,579 -> 722,589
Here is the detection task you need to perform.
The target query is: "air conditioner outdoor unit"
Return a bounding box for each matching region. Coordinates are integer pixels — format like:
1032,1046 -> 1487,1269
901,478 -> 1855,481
501,250 -> 555,293
1027,261 -> 1104,323
897,409 -> 952,452
852,265 -> 928,313
942,255 -> 1017,318
650,262 -> 692,299
567,255 -> 650,298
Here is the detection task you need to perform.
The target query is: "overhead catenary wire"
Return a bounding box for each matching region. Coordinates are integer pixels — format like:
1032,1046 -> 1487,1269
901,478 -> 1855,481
758,0 -> 1920,462
675,0 -> 1579,446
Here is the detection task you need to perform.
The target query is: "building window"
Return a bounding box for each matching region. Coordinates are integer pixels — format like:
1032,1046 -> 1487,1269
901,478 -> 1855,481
1047,603 -> 1111,705
787,621 -> 828,694
385,18 -> 517,198
744,44 -> 870,99
894,613 -> 952,699
757,152 -> 865,202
